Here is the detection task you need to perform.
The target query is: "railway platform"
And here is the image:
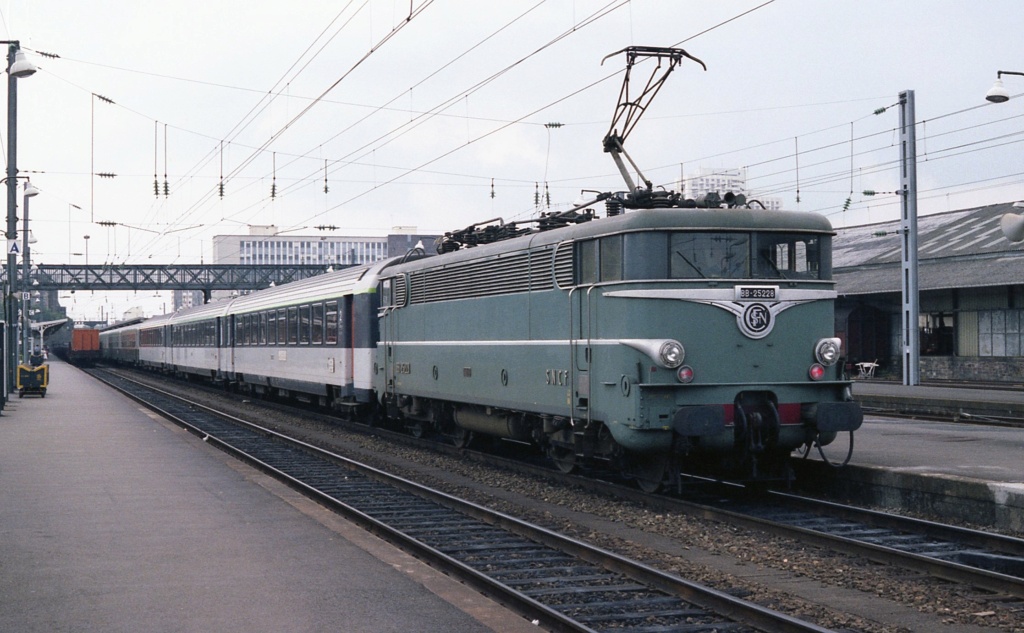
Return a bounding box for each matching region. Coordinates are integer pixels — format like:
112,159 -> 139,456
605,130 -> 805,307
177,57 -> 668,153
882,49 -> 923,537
853,378 -> 1024,421
795,378 -> 1024,532
0,360 -> 536,633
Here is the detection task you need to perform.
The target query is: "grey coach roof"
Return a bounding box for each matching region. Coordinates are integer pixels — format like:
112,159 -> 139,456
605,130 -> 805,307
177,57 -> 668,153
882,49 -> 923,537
833,202 -> 1024,296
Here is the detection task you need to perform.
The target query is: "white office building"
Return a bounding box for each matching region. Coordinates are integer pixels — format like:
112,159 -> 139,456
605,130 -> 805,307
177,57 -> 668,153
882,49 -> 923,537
213,225 -> 390,267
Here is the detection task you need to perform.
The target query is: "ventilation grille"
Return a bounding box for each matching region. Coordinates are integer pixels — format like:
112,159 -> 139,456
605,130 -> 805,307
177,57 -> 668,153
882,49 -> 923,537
394,278 -> 408,306
553,242 -> 574,288
407,245 -> 570,304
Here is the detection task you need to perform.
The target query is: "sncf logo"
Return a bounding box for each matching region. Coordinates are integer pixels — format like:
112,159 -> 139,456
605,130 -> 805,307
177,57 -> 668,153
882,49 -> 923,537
739,303 -> 774,339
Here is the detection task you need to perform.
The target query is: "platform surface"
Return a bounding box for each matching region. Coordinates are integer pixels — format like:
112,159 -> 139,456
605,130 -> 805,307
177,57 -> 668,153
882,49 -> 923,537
0,361 -> 535,633
846,380 -> 1024,483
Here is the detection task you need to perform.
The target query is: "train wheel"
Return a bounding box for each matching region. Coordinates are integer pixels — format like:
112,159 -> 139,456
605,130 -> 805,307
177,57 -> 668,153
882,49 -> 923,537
629,453 -> 668,493
449,428 -> 473,448
549,447 -> 577,474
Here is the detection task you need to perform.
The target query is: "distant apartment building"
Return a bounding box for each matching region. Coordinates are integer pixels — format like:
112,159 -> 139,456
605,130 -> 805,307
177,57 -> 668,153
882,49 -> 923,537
680,167 -> 782,211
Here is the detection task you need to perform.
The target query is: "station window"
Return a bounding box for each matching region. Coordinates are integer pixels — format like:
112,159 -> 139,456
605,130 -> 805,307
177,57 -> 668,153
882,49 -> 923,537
979,309 -> 1021,356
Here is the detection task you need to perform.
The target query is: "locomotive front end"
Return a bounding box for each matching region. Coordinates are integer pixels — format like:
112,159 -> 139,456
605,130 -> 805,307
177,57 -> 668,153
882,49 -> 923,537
578,210 -> 862,480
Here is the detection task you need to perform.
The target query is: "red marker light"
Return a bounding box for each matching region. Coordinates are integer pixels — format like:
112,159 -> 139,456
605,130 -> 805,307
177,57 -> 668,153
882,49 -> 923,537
808,363 -> 825,381
676,366 -> 694,383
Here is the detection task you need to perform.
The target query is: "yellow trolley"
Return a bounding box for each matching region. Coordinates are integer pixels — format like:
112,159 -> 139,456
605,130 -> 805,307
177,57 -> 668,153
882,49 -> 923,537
17,363 -> 48,397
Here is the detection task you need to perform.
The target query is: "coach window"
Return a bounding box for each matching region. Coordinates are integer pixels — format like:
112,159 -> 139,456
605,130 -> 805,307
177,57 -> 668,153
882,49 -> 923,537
312,303 -> 324,344
277,308 -> 287,344
299,305 -> 311,344
287,307 -> 298,345
325,301 -> 339,345
267,310 -> 277,345
259,312 -> 268,345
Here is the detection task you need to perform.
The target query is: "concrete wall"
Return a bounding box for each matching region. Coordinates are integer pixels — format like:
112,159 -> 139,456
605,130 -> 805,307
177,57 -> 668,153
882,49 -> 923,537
885,355 -> 1024,384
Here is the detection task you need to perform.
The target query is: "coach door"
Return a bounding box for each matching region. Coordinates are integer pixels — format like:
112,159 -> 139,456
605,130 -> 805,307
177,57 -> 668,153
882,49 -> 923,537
218,315 -> 234,380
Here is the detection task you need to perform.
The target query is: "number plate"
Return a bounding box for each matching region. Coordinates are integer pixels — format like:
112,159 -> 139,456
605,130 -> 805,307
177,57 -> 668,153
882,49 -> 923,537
736,286 -> 777,300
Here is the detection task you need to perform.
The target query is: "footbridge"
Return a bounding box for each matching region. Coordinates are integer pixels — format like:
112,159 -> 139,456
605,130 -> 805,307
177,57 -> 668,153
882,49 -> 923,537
3,263 -> 343,302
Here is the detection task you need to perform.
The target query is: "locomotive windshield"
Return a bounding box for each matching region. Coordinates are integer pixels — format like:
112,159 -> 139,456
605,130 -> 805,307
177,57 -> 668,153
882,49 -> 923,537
578,230 -> 831,283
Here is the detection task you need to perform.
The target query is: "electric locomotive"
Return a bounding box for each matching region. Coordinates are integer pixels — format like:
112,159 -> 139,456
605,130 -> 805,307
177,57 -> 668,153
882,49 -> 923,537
377,200 -> 861,488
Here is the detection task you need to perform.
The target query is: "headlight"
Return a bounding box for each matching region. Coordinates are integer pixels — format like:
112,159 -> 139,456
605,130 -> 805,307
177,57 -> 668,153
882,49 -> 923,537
814,337 -> 841,366
658,340 -> 685,368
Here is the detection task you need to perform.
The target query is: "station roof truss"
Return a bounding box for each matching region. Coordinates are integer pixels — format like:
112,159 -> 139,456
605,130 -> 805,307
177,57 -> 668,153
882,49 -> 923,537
833,202 -> 1024,296
4,264 -> 341,292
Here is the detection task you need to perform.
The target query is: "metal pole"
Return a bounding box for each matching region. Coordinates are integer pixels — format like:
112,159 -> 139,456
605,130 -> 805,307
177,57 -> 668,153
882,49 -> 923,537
898,90 -> 920,386
21,186 -> 30,362
5,42 -> 20,392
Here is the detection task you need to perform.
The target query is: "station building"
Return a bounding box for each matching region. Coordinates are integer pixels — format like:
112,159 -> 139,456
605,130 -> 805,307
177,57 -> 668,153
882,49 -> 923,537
835,201 -> 1024,383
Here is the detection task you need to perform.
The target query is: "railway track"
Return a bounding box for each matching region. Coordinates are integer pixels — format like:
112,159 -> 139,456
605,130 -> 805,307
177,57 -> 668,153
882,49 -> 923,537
706,492 -> 1024,599
88,367 -> 833,633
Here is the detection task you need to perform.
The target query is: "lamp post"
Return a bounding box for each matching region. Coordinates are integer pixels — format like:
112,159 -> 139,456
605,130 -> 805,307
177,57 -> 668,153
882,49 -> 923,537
985,70 -> 1024,104
3,40 -> 36,396
985,71 -> 1024,242
20,180 -> 38,362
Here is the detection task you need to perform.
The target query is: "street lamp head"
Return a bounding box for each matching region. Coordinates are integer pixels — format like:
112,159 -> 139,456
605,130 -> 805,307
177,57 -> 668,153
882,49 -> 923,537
987,77 -> 1011,103
23,181 -> 39,197
8,50 -> 36,79
1000,212 -> 1024,242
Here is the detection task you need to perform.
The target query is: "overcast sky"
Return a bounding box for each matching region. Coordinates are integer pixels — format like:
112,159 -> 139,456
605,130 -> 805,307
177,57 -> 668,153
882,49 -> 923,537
4,0 -> 1024,320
